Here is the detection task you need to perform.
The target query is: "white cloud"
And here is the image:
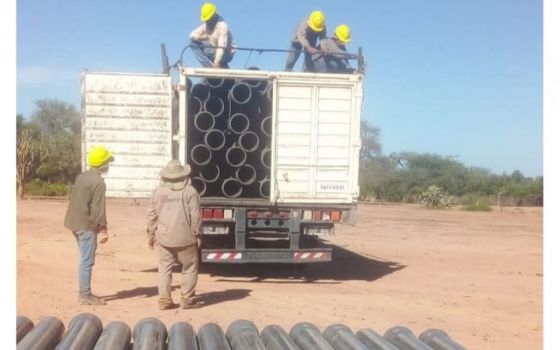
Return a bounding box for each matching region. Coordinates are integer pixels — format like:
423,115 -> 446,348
17,66 -> 79,87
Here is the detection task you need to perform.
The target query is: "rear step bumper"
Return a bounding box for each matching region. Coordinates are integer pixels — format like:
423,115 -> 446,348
201,248 -> 332,263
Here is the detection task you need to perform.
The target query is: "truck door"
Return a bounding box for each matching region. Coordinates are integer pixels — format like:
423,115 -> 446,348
81,72 -> 173,198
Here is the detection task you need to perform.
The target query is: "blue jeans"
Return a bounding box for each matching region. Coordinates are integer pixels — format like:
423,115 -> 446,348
74,230 -> 97,296
190,39 -> 234,68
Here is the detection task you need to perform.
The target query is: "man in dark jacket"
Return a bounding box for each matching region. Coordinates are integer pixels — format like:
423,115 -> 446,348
147,160 -> 202,310
64,145 -> 114,305
284,10 -> 327,72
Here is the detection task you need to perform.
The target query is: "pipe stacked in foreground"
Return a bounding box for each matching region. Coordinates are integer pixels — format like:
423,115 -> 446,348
16,314 -> 468,350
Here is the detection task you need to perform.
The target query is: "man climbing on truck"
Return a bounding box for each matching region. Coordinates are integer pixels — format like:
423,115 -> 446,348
189,2 -> 236,68
284,10 -> 327,72
314,24 -> 355,74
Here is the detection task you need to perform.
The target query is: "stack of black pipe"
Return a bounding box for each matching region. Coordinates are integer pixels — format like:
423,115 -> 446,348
187,75 -> 272,199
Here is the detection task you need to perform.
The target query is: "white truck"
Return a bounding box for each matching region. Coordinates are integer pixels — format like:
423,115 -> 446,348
81,57 -> 363,264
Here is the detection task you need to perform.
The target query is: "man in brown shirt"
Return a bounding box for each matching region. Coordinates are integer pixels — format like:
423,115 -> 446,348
147,160 -> 202,310
64,145 -> 114,305
284,10 -> 327,72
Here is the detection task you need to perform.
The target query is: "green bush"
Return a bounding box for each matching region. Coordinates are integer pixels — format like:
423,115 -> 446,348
25,179 -> 69,197
418,185 -> 453,209
462,194 -> 492,211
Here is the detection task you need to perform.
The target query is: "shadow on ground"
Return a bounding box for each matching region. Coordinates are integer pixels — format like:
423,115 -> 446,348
101,286 -> 252,305
200,243 -> 406,283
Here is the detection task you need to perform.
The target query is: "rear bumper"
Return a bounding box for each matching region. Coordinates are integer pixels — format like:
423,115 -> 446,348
201,248 -> 332,263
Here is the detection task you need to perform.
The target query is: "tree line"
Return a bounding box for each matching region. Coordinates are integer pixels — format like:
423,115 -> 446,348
16,100 -> 543,207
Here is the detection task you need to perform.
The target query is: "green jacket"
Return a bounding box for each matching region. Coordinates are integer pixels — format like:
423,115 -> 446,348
64,169 -> 108,232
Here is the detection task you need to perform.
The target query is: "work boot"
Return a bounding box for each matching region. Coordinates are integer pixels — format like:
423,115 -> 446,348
158,298 -> 177,310
79,294 -> 106,305
180,298 -> 203,309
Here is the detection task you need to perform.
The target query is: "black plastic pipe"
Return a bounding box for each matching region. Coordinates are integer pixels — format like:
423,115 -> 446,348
191,144 -> 212,166
194,111 -> 216,133
132,317 -> 167,350
419,329 -> 466,350
260,147 -> 271,169
200,163 -> 221,183
355,329 -> 399,350
259,177 -> 271,198
222,177 -> 243,198
235,164 -> 256,185
323,324 -> 369,350
197,323 -> 232,350
289,322 -> 335,350
260,325 -> 299,350
205,129 -> 226,151
226,145 -> 247,168
229,82 -> 252,104
168,322 -> 198,350
239,131 -> 260,152
225,319 -> 267,350
55,313 -> 103,350
191,176 -> 207,196
16,316 -> 34,344
93,321 -> 132,350
191,83 -> 211,101
17,316 -> 65,350
204,96 -> 225,118
260,116 -> 272,137
383,327 -> 434,350
228,113 -> 250,134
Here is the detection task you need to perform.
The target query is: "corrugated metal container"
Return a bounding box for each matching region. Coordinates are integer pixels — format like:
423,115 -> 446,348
81,72 -> 173,198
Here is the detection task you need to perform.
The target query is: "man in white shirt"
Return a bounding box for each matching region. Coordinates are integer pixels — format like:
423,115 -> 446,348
189,3 -> 236,68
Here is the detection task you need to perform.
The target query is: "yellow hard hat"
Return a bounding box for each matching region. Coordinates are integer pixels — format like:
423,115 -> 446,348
200,2 -> 217,22
335,24 -> 351,43
87,146 -> 113,168
307,11 -> 325,32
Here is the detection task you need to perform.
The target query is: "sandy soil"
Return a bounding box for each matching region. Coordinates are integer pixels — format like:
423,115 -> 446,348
16,198 -> 542,349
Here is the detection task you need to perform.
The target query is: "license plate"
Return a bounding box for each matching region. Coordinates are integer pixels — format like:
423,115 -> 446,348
202,224 -> 229,235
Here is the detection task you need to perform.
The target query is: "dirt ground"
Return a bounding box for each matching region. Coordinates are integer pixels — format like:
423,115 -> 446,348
16,198 -> 542,349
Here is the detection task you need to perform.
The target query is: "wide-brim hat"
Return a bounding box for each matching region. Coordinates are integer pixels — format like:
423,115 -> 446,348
160,160 -> 191,179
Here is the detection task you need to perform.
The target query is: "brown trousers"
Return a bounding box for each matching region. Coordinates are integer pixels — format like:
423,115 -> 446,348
157,244 -> 198,305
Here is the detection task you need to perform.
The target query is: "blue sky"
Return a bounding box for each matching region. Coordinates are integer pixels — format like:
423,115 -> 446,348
16,0 -> 543,177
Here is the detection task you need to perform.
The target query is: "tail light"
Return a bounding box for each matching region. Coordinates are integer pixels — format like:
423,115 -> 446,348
203,209 -> 213,219
213,208 -> 224,219
248,210 -> 258,218
279,211 -> 288,218
264,211 -> 273,218
312,211 -> 322,221
331,210 -> 341,222
303,210 -> 312,220
322,211 -> 331,220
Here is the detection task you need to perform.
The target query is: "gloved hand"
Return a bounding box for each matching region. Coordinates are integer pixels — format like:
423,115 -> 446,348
148,236 -> 157,250
98,229 -> 109,244
307,46 -> 320,55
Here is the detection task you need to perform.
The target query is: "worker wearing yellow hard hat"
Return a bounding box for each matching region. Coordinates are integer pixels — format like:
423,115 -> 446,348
284,10 -> 327,72
64,145 -> 114,306
314,24 -> 355,74
189,2 -> 236,68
